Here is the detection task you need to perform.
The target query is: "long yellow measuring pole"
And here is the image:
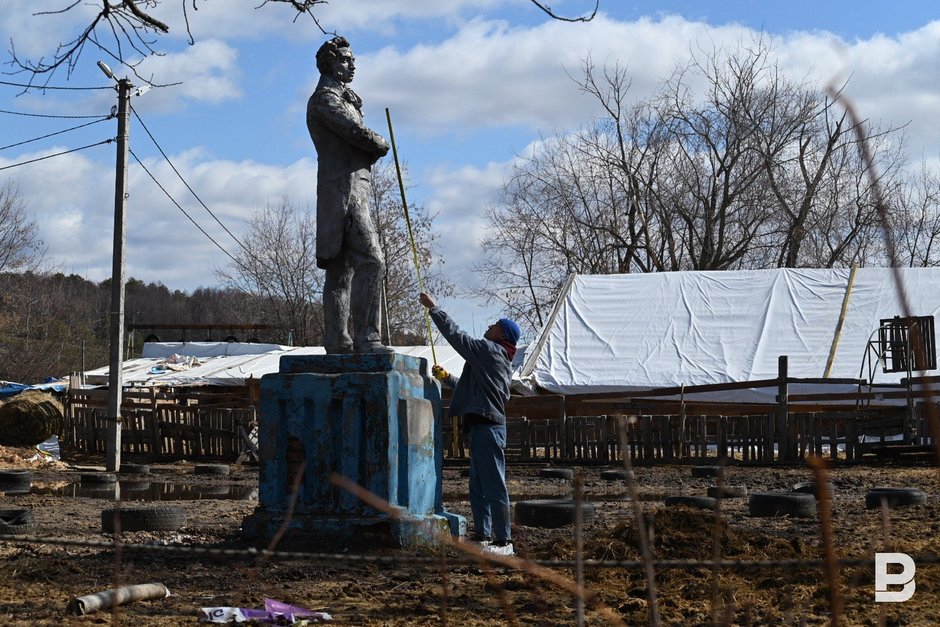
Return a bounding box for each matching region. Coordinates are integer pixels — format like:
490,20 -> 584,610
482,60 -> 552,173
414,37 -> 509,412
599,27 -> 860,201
385,108 -> 437,365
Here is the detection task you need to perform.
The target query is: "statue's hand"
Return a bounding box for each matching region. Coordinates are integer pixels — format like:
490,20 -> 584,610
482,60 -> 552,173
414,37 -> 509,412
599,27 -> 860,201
376,137 -> 390,156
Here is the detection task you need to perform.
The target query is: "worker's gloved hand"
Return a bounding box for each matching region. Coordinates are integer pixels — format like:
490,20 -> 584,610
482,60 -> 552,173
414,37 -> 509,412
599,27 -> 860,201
432,365 -> 448,381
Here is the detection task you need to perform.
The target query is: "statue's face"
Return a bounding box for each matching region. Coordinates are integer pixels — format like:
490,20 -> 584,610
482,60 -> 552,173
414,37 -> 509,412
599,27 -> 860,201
329,49 -> 355,84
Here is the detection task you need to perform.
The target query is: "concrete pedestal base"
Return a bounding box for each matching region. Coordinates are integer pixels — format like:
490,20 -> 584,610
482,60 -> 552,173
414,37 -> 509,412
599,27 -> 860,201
243,353 -> 464,547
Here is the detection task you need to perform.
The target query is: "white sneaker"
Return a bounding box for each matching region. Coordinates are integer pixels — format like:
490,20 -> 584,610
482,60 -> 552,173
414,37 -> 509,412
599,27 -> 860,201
482,542 -> 514,557
465,534 -> 491,548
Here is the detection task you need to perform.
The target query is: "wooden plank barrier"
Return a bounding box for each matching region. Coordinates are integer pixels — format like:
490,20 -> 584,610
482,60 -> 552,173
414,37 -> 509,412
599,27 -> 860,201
66,384 -> 919,465
66,386 -> 254,461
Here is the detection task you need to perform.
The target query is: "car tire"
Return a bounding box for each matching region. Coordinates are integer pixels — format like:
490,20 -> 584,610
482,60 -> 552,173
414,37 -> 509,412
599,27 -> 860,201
0,509 -> 36,535
0,470 -> 33,487
101,506 -> 187,533
119,463 -> 150,475
194,464 -> 230,477
865,487 -> 927,509
749,492 -> 817,518
515,499 -> 594,528
600,469 -> 635,481
538,467 -> 574,480
80,472 -> 117,484
792,481 -> 835,499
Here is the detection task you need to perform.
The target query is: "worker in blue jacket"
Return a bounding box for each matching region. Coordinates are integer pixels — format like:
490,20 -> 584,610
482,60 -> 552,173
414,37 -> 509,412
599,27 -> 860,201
419,292 -> 520,556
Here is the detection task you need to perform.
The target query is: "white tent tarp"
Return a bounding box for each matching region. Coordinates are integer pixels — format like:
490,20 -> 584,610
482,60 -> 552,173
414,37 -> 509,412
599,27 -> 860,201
85,343 -> 470,387
522,268 -> 940,401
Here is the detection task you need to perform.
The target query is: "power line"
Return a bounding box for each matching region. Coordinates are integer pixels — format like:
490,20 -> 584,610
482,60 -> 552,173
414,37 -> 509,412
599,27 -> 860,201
130,106 -> 251,256
0,139 -> 113,172
129,147 -> 241,266
0,116 -> 113,152
0,79 -> 113,91
0,108 -> 111,119
129,105 -> 284,279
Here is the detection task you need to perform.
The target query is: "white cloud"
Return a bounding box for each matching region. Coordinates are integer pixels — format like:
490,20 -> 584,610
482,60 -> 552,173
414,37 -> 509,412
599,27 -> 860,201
6,8 -> 940,317
424,160 -> 513,286
1,0 -> 101,59
143,0 -> 510,44
315,0 -> 507,33
130,40 -> 243,109
3,145 -> 317,290
356,15 -> 767,134
355,14 -> 940,164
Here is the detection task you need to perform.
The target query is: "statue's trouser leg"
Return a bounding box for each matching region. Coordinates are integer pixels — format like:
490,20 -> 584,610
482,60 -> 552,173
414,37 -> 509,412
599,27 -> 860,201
323,257 -> 354,352
345,189 -> 386,349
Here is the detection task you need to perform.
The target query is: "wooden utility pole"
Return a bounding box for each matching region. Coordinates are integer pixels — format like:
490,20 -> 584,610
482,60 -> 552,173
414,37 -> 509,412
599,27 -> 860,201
106,77 -> 132,472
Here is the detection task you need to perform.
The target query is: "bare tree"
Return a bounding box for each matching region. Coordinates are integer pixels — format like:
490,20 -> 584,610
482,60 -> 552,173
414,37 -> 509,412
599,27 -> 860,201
0,272 -> 107,383
0,182 -> 45,274
473,129 -> 642,332
481,37 -> 910,329
12,1 -> 597,85
9,0 -> 329,85
215,198 -> 324,346
885,159 -> 940,267
217,179 -> 450,347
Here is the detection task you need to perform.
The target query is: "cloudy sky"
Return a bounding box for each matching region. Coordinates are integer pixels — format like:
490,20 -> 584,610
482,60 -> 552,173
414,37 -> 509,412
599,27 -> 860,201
1,0 -> 939,339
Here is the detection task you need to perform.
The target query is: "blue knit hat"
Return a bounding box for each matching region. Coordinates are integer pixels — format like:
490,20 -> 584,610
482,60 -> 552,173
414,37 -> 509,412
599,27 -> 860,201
497,318 -> 521,345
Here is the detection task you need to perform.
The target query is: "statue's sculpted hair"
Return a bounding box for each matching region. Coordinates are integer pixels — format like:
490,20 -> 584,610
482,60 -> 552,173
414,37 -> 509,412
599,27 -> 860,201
316,36 -> 351,74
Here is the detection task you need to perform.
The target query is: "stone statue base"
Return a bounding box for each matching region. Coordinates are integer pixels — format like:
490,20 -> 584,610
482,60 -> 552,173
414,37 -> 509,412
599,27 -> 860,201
242,353 -> 464,547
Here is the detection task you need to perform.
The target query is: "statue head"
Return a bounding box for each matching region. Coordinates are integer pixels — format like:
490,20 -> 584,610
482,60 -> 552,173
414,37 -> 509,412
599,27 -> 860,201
316,36 -> 355,83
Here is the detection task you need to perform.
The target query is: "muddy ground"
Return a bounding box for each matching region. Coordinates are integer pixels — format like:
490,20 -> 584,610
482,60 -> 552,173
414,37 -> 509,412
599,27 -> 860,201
0,448 -> 939,626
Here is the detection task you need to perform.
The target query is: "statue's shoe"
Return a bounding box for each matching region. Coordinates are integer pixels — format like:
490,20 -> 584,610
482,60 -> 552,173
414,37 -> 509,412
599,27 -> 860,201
325,344 -> 354,354
356,343 -> 395,354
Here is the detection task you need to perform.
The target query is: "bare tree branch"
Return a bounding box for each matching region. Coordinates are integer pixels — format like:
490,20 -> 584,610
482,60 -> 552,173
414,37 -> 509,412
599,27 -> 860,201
11,1 -> 595,87
7,0 -> 330,87
529,0 -> 598,22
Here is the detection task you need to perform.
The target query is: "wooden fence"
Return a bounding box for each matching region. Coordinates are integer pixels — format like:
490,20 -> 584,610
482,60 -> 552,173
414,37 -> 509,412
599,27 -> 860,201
66,386 -> 256,461
443,407 -> 934,464
67,364 -> 939,464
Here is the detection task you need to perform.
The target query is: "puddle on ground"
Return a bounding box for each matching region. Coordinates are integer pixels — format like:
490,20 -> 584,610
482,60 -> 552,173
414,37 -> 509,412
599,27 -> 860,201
442,492 -> 664,503
23,481 -> 258,501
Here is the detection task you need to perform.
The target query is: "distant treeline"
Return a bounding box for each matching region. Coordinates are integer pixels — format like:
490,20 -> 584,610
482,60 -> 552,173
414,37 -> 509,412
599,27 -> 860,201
0,272 -> 294,384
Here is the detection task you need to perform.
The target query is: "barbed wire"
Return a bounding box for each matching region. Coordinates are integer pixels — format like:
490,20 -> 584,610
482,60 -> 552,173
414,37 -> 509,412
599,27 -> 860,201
2,533 -> 937,571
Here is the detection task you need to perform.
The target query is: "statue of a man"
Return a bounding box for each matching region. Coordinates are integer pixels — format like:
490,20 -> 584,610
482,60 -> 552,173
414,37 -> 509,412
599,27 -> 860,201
307,36 -> 392,354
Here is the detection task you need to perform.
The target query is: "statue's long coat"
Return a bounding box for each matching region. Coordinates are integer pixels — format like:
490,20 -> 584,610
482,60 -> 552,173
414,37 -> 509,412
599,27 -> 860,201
306,74 -> 388,268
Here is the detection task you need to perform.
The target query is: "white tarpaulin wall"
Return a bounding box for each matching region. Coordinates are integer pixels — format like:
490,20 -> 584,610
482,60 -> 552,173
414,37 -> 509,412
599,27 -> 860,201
522,268 -> 940,399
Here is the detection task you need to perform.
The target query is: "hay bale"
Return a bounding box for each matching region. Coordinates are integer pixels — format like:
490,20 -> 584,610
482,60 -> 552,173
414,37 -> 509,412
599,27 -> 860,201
0,390 -> 64,446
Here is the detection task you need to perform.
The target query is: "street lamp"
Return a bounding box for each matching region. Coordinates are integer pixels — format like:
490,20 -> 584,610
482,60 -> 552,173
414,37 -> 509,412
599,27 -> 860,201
99,60 -> 135,472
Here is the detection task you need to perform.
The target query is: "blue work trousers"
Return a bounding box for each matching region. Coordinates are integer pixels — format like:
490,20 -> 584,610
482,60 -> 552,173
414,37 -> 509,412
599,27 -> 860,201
467,422 -> 511,542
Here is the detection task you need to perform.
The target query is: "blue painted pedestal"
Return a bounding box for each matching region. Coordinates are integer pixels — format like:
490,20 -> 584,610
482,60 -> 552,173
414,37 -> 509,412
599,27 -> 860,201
242,353 -> 465,547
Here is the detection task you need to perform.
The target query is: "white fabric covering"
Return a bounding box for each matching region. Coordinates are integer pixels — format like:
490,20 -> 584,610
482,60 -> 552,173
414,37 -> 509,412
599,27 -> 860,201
522,268 -> 940,401
86,344 -> 469,387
